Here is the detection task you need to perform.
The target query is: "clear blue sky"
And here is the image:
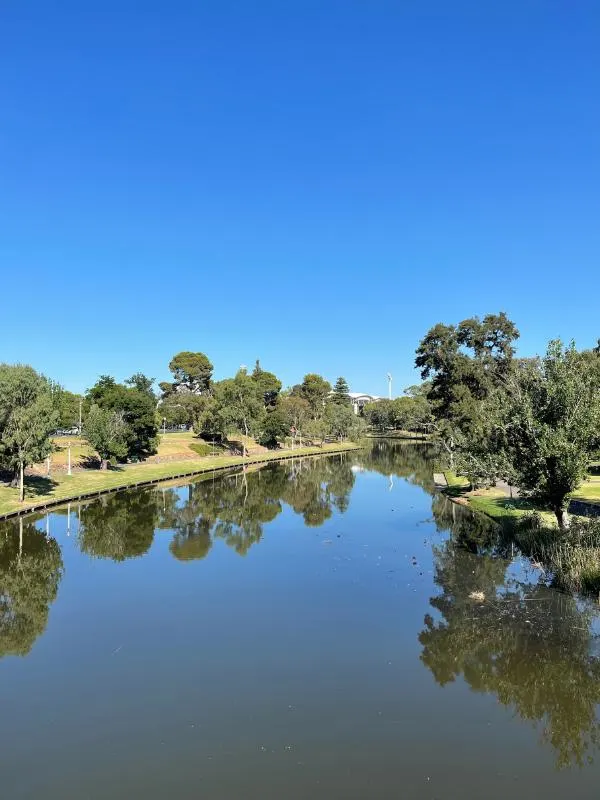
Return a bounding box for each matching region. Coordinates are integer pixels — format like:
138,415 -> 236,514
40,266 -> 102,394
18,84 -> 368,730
2,1 -> 599,395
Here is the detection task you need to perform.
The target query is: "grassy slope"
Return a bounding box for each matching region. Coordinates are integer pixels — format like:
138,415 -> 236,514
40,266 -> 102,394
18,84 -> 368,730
0,442 -> 359,517
47,431 -> 200,467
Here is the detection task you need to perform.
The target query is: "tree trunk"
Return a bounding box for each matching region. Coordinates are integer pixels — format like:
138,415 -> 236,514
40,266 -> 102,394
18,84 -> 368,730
19,461 -> 24,503
100,458 -> 109,470
554,506 -> 570,530
10,466 -> 19,488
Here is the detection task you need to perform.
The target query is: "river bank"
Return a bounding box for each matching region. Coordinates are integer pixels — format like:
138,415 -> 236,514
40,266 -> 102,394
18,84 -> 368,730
439,471 -> 600,595
0,442 -> 360,520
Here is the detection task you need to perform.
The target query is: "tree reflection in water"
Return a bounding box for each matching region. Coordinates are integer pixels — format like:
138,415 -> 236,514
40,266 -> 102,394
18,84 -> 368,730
159,455 -> 357,558
78,490 -> 157,561
2,437 -> 600,773
422,496 -> 600,769
0,517 -> 63,657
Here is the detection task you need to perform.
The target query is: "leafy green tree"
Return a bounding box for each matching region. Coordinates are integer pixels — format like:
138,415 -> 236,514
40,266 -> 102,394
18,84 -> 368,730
363,399 -> 393,432
0,365 -> 59,501
0,518 -> 63,657
331,376 -> 351,405
213,370 -> 265,442
390,395 -> 432,435
404,382 -> 431,398
304,417 -> 328,446
415,312 -> 519,466
194,396 -> 225,439
325,403 -> 358,441
279,395 -> 311,446
461,340 -> 600,528
299,373 -> 331,418
83,405 -> 128,469
167,351 -> 213,394
258,406 -> 289,448
52,388 -> 83,430
125,372 -> 155,398
160,392 -> 209,430
87,375 -> 158,458
251,360 -> 282,407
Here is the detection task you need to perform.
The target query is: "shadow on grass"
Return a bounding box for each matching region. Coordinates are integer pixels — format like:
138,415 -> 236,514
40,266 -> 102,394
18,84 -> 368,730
444,485 -> 470,498
24,476 -> 59,498
78,456 -> 125,472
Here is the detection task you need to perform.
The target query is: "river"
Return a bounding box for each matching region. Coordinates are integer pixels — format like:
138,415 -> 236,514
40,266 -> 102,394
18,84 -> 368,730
1,441 -> 600,798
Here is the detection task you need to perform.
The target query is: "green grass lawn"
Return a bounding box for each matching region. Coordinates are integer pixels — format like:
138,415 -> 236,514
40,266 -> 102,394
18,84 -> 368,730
572,482 -> 600,502
443,471 -> 470,488
0,442 -> 360,518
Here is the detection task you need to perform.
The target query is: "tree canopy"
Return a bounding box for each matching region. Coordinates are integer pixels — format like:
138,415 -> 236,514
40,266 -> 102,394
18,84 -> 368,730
458,340 -> 600,527
167,351 -> 213,394
331,376 -> 351,405
86,375 -> 158,460
0,365 -> 59,500
83,405 -> 129,469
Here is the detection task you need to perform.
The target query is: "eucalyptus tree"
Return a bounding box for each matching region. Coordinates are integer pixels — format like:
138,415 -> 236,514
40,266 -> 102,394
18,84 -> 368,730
460,340 -> 600,529
298,373 -> 331,418
415,312 -> 519,465
0,364 -> 59,501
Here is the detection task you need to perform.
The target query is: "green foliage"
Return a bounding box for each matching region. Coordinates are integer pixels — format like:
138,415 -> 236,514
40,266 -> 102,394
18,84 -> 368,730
331,376 -> 351,405
160,392 -> 209,430
125,373 -> 155,398
52,388 -> 83,429
415,312 -> 519,463
83,405 -> 129,468
304,417 -> 328,445
0,365 -> 59,495
87,375 -> 158,458
167,351 -> 213,394
279,395 -> 311,440
299,373 -> 331,418
363,395 -> 432,434
258,406 -> 289,448
461,341 -> 600,527
325,403 -> 358,441
193,396 -> 224,438
251,360 -> 282,407
212,370 -> 266,439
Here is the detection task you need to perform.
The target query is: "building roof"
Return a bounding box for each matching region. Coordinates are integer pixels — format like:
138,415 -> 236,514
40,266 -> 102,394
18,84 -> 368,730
348,392 -> 381,401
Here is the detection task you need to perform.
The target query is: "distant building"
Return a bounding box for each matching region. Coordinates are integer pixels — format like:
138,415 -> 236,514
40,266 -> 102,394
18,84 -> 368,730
348,392 -> 381,415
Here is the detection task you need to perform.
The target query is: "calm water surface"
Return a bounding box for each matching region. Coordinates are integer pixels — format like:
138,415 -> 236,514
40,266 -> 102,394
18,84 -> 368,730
2,443 -> 600,799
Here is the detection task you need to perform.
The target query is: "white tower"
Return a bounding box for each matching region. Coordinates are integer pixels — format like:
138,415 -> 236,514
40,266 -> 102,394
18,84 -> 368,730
386,373 -> 393,400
